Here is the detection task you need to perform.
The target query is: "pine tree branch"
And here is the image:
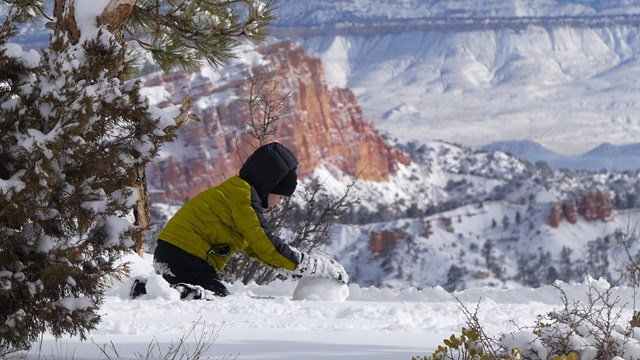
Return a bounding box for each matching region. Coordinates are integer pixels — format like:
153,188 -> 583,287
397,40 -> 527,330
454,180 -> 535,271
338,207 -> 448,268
131,6 -> 198,39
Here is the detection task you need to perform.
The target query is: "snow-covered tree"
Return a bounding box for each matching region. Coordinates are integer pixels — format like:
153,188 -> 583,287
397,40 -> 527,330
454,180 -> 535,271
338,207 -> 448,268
0,0 -> 275,353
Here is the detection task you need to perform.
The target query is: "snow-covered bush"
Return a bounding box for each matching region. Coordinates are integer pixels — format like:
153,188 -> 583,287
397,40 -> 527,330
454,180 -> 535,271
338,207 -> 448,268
0,3 -> 177,353
413,278 -> 640,360
1,0 -> 276,353
503,280 -> 640,360
0,27 -> 162,358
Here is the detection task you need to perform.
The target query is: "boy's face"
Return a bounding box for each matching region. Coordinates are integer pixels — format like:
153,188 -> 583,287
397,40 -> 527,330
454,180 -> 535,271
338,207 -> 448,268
265,193 -> 285,211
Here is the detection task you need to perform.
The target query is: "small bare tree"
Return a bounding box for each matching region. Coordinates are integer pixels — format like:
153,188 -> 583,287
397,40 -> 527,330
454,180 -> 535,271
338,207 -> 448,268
453,297 -> 506,358
539,282 -> 628,359
231,179 -> 359,285
220,63 -> 359,285
617,223 -> 640,287
243,64 -> 292,147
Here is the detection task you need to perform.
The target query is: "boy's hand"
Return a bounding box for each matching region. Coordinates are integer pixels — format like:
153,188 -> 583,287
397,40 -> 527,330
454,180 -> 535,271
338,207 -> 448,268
297,253 -> 349,284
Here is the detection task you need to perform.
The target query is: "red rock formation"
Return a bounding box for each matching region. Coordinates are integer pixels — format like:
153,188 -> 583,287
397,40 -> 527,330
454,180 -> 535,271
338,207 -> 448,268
564,198 -> 578,224
579,193 -> 598,221
441,217 -> 454,233
370,228 -> 406,260
421,219 -> 433,238
549,202 -> 563,227
548,191 -> 613,228
145,40 -> 411,202
595,192 -> 612,220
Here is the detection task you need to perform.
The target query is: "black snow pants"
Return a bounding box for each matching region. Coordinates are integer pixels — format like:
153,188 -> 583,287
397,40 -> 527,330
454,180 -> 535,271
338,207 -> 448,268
154,239 -> 230,298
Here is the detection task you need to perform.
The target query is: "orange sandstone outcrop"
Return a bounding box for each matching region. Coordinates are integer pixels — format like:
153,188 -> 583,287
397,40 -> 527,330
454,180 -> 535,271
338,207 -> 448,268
145,40 -> 410,203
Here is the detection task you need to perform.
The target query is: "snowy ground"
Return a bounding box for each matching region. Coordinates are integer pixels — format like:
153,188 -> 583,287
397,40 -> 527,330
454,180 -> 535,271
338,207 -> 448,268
19,253 -> 639,360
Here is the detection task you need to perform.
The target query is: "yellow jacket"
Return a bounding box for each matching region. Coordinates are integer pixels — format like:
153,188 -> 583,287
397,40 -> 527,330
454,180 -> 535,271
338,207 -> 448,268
158,176 -> 302,272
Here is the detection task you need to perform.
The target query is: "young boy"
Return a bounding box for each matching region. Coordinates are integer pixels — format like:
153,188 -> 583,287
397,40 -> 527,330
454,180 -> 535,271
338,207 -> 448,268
138,142 -> 348,299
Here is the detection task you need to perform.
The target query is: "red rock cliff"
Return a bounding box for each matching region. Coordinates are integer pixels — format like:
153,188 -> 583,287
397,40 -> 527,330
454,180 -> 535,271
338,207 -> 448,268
145,40 -> 411,203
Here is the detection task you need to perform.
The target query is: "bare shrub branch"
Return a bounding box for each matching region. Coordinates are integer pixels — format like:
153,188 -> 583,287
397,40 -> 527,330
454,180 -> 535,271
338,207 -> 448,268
94,318 -> 232,360
241,64 -> 292,147
453,296 -> 505,358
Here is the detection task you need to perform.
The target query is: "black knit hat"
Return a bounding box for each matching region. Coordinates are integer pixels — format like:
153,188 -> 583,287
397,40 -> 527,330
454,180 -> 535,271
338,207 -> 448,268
271,169 -> 297,197
239,142 -> 298,208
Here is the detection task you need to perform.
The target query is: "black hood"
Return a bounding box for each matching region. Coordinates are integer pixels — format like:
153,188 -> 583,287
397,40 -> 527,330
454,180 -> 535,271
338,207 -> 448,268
239,142 -> 298,208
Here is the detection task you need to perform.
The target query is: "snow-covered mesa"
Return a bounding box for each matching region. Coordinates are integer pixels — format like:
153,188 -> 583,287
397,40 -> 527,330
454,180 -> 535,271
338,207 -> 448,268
271,0 -> 640,156
21,253 -> 640,359
271,0 -> 640,26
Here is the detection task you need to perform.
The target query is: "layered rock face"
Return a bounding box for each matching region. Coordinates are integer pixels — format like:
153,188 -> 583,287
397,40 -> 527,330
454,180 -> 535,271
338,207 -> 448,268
145,40 -> 410,203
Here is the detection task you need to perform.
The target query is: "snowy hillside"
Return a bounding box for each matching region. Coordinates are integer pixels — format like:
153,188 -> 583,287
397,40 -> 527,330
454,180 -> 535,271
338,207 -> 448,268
279,139 -> 640,290
270,0 -> 640,156
328,203 -> 640,290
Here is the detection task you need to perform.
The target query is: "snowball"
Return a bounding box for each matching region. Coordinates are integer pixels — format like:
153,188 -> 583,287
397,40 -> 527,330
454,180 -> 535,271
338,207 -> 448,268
292,276 -> 349,302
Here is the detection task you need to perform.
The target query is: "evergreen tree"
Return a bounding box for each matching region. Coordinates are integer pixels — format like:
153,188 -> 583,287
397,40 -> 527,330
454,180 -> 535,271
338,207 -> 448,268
502,214 -> 510,229
444,265 -> 467,292
535,249 -> 552,286
586,237 -> 611,281
546,265 -> 560,284
0,0 -> 275,353
628,191 -> 640,209
481,239 -> 494,270
559,246 -> 574,282
516,254 -> 538,287
0,23 -> 151,354
406,203 -> 422,218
